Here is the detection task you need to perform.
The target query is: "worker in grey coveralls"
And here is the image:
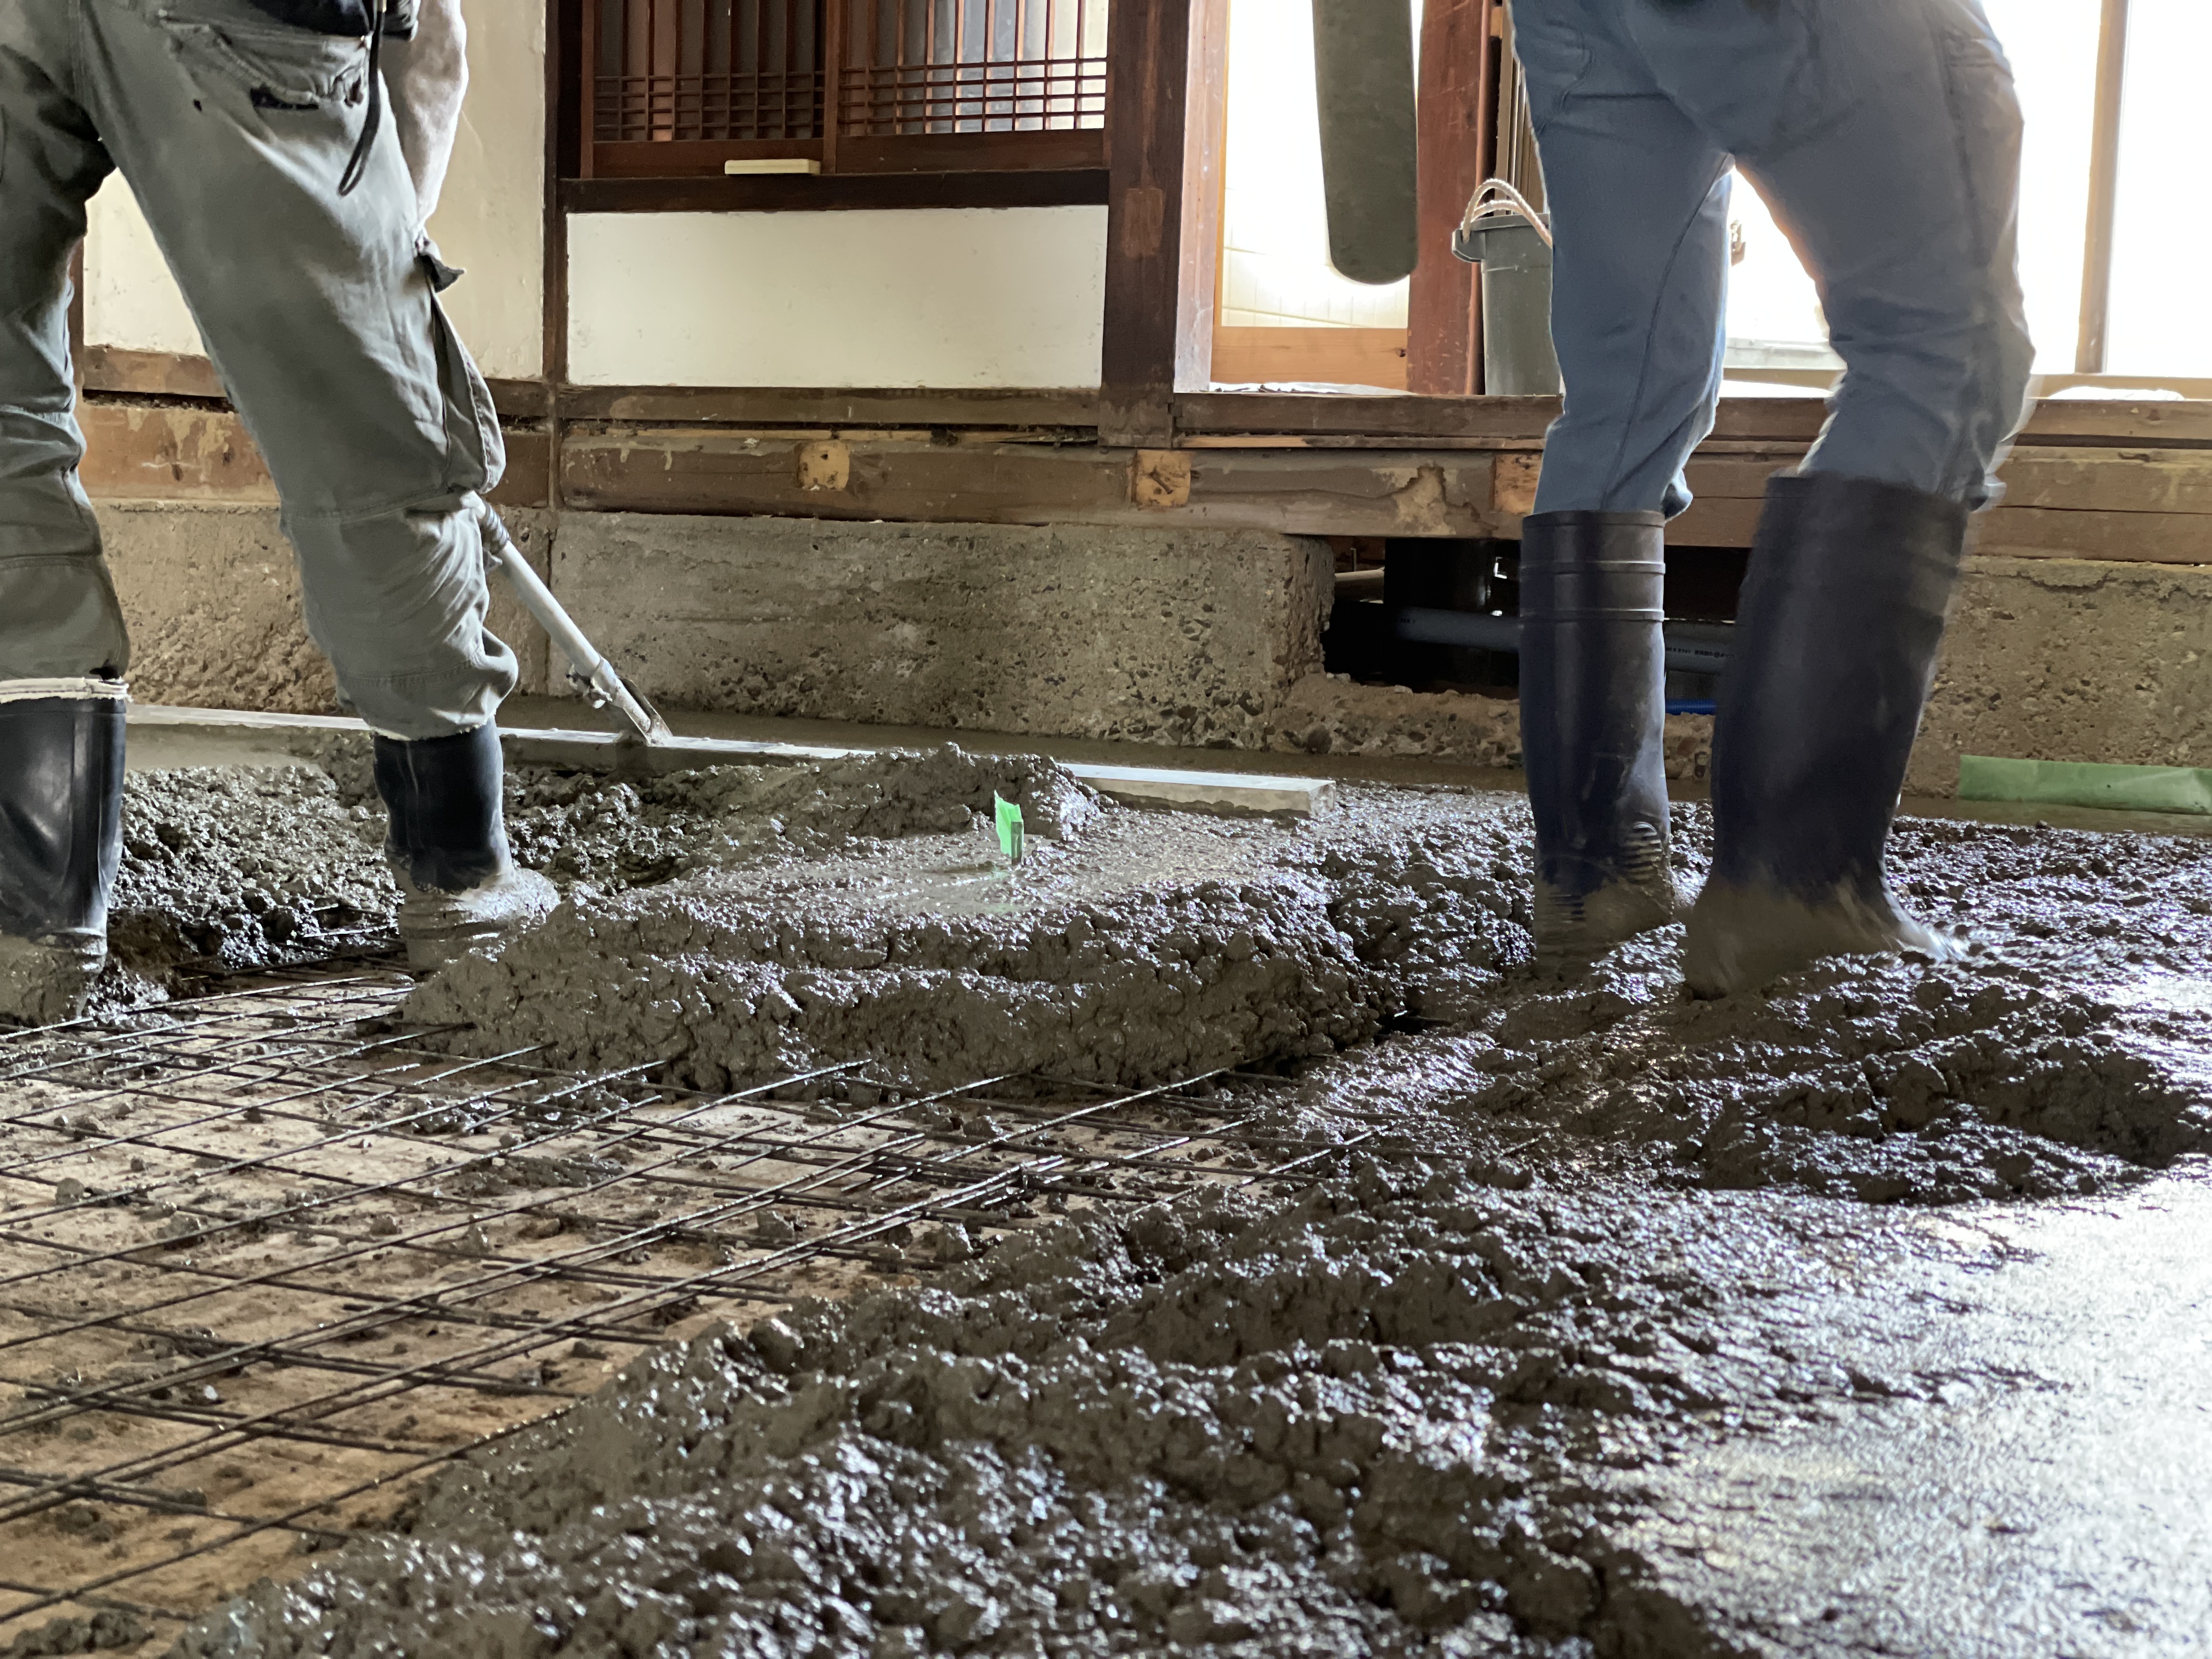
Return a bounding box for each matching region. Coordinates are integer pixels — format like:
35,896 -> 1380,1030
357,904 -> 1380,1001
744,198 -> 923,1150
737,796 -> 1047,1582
0,0 -> 552,1020
1508,0 -> 2033,993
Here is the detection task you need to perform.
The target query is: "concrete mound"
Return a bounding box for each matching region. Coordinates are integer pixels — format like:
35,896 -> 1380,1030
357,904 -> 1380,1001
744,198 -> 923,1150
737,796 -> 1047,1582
101,752 -> 2212,1207
110,765 -> 398,984
405,785 -> 1537,1092
1293,808 -> 2212,1204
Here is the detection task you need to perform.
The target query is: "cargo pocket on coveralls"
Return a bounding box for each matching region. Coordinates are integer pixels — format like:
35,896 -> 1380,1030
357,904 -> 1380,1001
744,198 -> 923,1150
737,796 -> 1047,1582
426,285 -> 506,497
154,8 -> 369,111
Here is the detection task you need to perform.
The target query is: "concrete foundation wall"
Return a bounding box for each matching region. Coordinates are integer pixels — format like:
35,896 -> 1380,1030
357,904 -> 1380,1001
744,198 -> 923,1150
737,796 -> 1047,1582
552,515 -> 1334,748
1909,555 -> 2212,795
86,504 -> 2212,797
96,501 -> 554,714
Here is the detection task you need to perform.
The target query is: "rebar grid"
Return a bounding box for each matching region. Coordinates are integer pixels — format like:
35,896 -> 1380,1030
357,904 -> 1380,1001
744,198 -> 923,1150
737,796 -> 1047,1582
0,967 -> 1339,1647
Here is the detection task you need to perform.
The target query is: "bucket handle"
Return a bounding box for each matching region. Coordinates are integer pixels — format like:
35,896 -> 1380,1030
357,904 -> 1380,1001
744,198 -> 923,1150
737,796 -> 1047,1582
1459,178 -> 1554,249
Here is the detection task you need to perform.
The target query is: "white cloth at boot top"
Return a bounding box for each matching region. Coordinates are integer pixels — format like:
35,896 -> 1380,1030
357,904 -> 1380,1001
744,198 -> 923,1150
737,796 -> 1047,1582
380,0 -> 467,225
0,679 -> 128,704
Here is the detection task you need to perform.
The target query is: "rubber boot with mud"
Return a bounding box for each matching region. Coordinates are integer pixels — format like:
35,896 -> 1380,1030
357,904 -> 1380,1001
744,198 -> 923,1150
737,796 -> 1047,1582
0,690 -> 126,1026
1685,472 -> 1971,997
374,724 -> 556,970
1519,511 -> 1680,969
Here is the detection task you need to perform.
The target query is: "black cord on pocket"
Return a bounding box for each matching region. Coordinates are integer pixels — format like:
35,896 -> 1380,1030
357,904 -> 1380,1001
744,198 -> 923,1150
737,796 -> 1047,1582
336,0 -> 385,196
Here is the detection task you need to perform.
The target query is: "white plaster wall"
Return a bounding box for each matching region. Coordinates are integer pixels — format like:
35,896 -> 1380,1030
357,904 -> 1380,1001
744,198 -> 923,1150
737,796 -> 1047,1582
84,180 -> 204,357
81,0 -> 544,379
566,207 -> 1110,388
428,0 -> 546,379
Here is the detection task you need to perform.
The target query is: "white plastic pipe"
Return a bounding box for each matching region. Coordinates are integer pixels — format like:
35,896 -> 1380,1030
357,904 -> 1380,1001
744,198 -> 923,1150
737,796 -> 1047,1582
481,512 -> 671,744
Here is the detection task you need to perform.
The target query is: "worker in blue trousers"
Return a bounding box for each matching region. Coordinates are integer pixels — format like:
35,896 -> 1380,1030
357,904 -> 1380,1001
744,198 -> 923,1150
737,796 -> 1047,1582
1506,0 -> 2034,993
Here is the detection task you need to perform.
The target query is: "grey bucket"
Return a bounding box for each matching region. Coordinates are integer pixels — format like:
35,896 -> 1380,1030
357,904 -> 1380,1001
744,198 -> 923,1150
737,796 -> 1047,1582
1452,209 -> 1561,396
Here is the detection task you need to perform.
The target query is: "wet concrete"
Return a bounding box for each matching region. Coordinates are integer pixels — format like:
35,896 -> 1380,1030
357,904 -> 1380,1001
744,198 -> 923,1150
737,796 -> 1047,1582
105,749 -> 2212,1199
165,1153 -> 2212,1658
405,761 -> 2212,1211
108,764 -> 399,991
408,767 -> 1532,1095
1620,1176 -> 2212,1655
99,744 -> 1105,996
78,749 -> 2212,1656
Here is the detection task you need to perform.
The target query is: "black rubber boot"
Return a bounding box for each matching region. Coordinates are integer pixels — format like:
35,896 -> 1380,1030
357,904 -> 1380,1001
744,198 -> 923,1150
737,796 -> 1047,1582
373,724 -> 555,969
1518,510 -> 1680,968
1685,472 -> 1971,997
0,695 -> 125,1025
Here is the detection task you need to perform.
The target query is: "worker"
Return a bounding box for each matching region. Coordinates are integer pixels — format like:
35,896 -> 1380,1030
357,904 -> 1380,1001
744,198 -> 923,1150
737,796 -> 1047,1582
0,0 -> 552,1023
1509,0 -> 2034,994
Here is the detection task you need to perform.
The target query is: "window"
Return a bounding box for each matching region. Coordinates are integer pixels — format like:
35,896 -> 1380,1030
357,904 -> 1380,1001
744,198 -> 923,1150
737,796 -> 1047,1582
580,0 -> 1109,180
2104,1 -> 2212,378
1213,0 -> 1413,390
1729,0 -> 2205,393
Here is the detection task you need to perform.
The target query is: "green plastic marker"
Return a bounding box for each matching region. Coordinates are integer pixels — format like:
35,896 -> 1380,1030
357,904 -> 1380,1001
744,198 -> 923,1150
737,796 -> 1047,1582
994,793 -> 1027,864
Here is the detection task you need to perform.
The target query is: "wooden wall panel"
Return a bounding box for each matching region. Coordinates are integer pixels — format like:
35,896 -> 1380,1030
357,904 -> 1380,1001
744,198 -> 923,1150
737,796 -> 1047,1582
1210,328 -> 1409,391
69,393 -> 2212,561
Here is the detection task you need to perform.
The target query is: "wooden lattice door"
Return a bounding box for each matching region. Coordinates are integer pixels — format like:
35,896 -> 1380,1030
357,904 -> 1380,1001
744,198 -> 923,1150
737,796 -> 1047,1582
582,0 -> 1110,178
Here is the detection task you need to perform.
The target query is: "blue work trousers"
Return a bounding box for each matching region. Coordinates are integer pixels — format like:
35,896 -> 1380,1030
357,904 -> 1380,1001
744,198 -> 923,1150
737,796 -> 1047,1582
1513,0 -> 2035,517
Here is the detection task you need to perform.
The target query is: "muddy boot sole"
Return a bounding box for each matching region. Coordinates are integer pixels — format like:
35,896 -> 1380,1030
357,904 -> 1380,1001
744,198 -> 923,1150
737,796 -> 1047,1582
0,934 -> 105,1028
1684,882 -> 1967,998
397,867 -> 560,971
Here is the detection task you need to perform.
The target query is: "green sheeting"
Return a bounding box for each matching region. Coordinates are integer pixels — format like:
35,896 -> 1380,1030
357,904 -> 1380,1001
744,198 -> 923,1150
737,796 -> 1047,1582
1957,756 -> 2212,816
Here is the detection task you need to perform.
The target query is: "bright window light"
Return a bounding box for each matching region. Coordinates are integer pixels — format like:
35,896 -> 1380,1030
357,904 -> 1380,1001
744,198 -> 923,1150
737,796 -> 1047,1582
2104,0 -> 2212,375
1220,0 -> 1410,332
1985,0 -> 2099,373
1728,0 -> 2097,377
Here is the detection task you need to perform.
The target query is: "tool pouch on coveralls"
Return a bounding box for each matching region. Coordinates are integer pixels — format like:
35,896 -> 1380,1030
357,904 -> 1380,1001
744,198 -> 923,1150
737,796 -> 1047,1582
236,0 -> 417,36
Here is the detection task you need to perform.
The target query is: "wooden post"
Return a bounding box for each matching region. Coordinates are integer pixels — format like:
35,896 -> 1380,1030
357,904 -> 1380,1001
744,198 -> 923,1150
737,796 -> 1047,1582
576,0 -> 598,178
1407,0 -> 1494,397
2076,0 -> 2129,375
1098,0 -> 1228,447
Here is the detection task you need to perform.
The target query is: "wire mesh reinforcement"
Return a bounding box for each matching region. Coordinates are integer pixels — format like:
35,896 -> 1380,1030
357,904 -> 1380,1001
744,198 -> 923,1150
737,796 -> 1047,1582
0,965 -> 1344,1650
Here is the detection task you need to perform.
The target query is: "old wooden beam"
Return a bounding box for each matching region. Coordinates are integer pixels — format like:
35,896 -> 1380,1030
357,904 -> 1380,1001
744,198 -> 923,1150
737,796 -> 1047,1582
1173,392 -> 2212,450
560,430 -> 1509,537
78,400 -> 550,510
80,346 -> 226,401
557,385 -> 1101,428
72,392 -> 2212,559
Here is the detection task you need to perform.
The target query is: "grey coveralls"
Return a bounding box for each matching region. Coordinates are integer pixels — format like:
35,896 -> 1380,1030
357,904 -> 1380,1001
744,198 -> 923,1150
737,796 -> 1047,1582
1514,0 -> 2036,519
0,0 -> 514,738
